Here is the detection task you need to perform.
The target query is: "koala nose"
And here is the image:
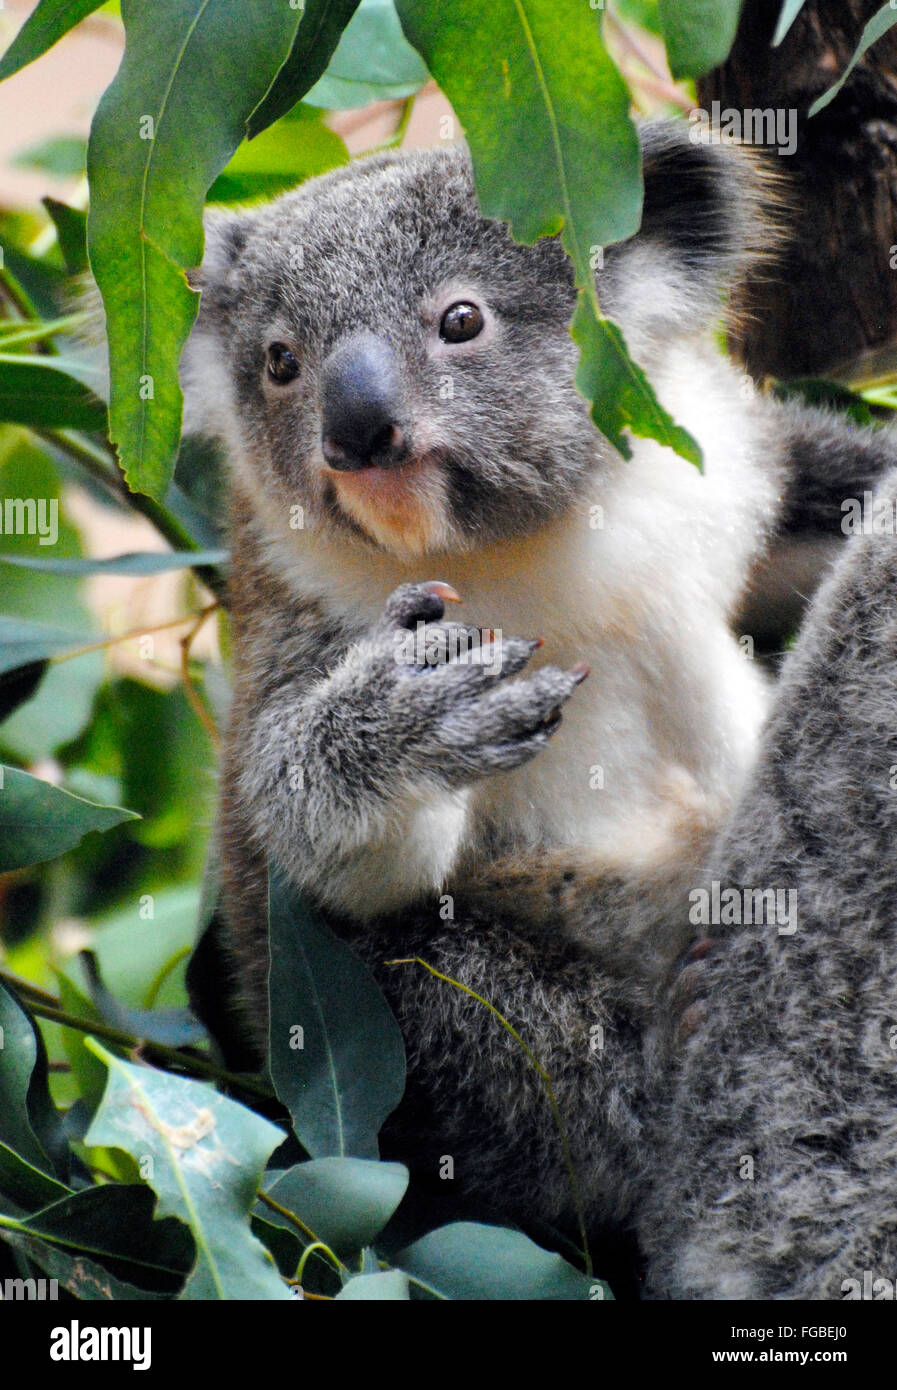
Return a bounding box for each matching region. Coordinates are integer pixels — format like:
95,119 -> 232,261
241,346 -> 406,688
321,331 -> 410,470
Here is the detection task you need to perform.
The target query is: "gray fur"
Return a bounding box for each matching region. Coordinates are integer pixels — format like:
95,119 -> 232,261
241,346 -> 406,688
640,471 -> 897,1299
186,119 -> 897,1294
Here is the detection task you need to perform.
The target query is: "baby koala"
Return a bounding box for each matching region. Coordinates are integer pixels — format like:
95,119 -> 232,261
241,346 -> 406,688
183,121 -> 897,1272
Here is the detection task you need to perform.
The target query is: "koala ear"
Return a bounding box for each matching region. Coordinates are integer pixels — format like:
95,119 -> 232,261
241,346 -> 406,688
600,120 -> 785,347
637,118 -> 783,285
181,208 -> 254,442
188,207 -> 254,302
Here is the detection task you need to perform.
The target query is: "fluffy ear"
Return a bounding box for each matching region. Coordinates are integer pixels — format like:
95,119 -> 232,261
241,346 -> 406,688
638,119 -> 778,280
181,207 -> 256,442
188,207 -> 255,313
602,120 -> 785,347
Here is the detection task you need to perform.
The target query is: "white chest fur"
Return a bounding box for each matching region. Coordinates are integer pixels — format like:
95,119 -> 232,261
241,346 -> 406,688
254,348 -> 776,877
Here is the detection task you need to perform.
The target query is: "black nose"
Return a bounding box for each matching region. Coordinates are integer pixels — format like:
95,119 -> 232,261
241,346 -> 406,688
321,331 -> 410,470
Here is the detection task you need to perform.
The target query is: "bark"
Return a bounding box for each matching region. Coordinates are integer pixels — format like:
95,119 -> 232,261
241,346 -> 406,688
698,0 -> 897,380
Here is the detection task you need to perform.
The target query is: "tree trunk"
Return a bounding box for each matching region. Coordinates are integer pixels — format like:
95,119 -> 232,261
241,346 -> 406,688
698,0 -> 897,381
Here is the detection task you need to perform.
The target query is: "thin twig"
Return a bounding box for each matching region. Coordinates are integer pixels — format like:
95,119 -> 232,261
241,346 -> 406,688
50,603 -> 219,664
179,605 -> 220,744
0,970 -> 273,1101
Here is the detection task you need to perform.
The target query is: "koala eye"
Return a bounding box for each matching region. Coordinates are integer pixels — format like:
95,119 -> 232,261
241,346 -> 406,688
439,301 -> 485,344
267,342 -> 300,384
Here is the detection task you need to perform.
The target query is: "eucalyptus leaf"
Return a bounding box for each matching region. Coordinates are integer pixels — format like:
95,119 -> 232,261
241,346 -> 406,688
336,1268 -> 410,1299
247,0 -> 364,137
773,0 -> 807,46
0,764 -> 138,872
0,1140 -> 71,1212
0,2 -> 106,83
42,198 -> 89,275
2,1230 -> 169,1301
0,548 -> 228,576
0,984 -> 62,1178
262,1157 -> 409,1256
396,1221 -> 600,1300
303,0 -> 428,110
77,949 -> 206,1048
87,0 -> 306,499
267,868 -> 406,1159
658,0 -> 744,80
15,135 -> 87,178
809,3 -> 897,116
84,1042 -> 292,1299
0,355 -> 106,431
209,107 -> 348,204
0,438 -> 107,757
16,1183 -> 193,1292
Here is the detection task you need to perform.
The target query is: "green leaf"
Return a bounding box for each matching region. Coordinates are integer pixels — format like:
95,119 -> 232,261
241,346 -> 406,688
84,1042 -> 293,1299
15,1183 -> 193,1292
614,0 -> 661,36
0,314 -> 86,350
0,356 -> 106,431
0,436 -> 106,758
14,135 -> 87,178
0,616 -> 95,680
1,1230 -> 169,1300
0,982 -> 64,1177
658,0 -> 743,80
395,0 -> 700,467
773,0 -> 807,46
0,235 -> 69,320
56,972 -> 109,1117
773,377 -> 873,428
809,3 -> 897,116
42,198 -> 89,275
0,548 -> 228,576
75,949 -> 206,1049
87,0 -> 306,499
267,868 -> 406,1159
396,1222 -> 601,1300
263,1158 -> 408,1256
303,0 -> 428,111
75,885 -> 202,1011
336,1269 -> 410,1299
0,1140 -> 71,1211
0,765 -> 138,872
0,1 -> 106,83
247,0 -> 363,138
208,106 -> 349,204
0,662 -> 47,724
572,297 -> 702,467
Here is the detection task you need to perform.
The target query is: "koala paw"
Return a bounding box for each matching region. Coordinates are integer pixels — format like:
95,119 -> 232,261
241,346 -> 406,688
374,580 -> 590,785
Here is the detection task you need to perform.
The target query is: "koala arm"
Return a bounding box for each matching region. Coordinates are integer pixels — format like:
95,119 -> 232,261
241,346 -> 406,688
231,579 -> 586,920
639,465 -> 897,1300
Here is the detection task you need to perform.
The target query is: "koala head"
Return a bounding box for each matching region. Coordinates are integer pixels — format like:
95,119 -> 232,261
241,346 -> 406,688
185,126 -> 767,559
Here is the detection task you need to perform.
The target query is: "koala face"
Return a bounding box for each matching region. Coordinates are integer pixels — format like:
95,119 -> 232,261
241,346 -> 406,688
193,144 -> 608,557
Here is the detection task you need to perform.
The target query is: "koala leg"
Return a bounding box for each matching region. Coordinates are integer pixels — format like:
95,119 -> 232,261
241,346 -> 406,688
641,466 -> 897,1299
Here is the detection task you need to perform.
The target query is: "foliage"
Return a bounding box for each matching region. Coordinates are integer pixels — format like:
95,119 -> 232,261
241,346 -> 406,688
0,0 -> 891,1302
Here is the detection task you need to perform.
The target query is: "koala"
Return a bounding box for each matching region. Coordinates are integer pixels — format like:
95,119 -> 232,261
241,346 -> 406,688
637,480 -> 897,1300
182,120 -> 897,1295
